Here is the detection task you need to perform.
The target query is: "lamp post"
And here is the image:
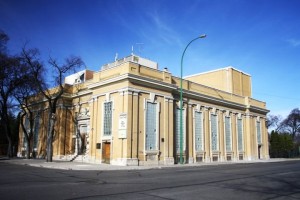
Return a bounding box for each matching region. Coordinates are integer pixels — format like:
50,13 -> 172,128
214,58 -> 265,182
179,34 -> 206,164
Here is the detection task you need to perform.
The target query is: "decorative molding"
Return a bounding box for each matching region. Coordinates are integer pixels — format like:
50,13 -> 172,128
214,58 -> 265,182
149,93 -> 156,103
197,104 -> 201,111
87,72 -> 268,113
119,87 -> 141,96
77,107 -> 90,119
237,113 -> 242,119
211,107 -> 217,114
105,93 -> 110,102
225,110 -> 230,117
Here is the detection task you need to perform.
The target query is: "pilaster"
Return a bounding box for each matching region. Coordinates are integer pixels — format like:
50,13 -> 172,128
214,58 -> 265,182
204,107 -> 210,162
188,103 -> 194,163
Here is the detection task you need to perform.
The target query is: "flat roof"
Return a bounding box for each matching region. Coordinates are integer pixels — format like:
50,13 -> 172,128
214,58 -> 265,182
184,66 -> 251,79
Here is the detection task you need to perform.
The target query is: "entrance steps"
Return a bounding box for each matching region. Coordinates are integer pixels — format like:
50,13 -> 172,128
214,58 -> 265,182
70,155 -> 89,162
57,154 -> 89,163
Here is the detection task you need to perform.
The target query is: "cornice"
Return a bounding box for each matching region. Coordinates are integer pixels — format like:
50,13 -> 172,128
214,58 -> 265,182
86,72 -> 268,114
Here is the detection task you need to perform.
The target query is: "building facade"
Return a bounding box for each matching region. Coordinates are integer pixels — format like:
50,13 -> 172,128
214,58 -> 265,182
18,55 -> 269,165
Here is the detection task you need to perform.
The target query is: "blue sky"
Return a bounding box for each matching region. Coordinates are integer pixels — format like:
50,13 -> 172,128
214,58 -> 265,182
1,0 -> 299,118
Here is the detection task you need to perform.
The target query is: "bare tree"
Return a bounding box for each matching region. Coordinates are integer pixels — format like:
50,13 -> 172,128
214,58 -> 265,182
21,48 -> 84,162
266,114 -> 282,131
14,72 -> 41,159
280,108 -> 300,140
0,31 -> 25,157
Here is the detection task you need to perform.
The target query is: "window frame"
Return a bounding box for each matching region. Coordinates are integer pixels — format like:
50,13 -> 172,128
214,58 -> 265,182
210,113 -> 219,152
175,107 -> 186,154
237,117 -> 244,152
224,116 -> 232,152
194,110 -> 204,152
145,101 -> 159,151
256,120 -> 262,145
102,101 -> 113,138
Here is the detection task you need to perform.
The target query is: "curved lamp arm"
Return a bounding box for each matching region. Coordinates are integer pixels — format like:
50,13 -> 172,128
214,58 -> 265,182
179,34 -> 206,164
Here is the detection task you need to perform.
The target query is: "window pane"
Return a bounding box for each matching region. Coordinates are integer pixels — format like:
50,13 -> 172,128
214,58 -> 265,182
211,114 -> 218,151
195,111 -> 203,151
225,117 -> 231,151
103,102 -> 112,136
145,102 -> 157,150
176,108 -> 185,153
257,121 -> 261,144
237,119 -> 243,151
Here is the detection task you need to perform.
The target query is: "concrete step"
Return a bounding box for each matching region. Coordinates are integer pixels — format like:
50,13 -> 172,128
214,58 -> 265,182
71,155 -> 89,163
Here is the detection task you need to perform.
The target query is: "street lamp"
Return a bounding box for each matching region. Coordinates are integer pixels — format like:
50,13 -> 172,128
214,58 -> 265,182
180,34 -> 206,164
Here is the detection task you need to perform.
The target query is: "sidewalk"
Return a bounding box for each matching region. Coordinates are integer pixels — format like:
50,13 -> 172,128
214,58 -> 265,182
1,157 -> 168,171
1,157 -> 299,171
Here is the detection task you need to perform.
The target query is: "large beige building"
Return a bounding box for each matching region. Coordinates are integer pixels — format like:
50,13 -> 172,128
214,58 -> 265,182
18,54 -> 269,165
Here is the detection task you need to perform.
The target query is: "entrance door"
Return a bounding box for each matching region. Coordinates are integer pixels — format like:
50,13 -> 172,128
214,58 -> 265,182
258,144 -> 261,159
79,125 -> 87,155
102,142 -> 111,164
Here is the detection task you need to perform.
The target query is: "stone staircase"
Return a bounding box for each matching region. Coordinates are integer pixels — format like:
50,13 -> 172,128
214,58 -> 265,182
57,154 -> 89,163
70,155 -> 89,162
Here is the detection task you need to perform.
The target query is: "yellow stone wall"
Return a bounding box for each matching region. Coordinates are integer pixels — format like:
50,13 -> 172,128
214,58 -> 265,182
185,67 -> 252,97
18,58 -> 269,165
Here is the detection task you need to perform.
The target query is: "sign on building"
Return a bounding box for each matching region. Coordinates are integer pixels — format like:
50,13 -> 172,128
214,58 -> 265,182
118,113 -> 127,139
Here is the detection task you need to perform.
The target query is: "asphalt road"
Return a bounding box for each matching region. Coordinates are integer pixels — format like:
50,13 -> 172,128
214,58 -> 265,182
1,160 -> 300,200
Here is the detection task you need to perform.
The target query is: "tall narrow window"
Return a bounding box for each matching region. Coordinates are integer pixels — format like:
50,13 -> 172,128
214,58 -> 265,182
145,102 -> 157,150
195,111 -> 203,151
33,112 -> 40,149
211,114 -> 218,151
175,108 -> 185,153
256,121 -> 261,144
237,118 -> 243,151
225,116 -> 232,151
103,102 -> 112,136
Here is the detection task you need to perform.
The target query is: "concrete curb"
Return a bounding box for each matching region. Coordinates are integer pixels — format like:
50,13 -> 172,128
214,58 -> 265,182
1,157 -> 300,171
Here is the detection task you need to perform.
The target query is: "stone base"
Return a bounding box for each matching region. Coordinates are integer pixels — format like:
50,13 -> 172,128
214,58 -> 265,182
188,157 -> 194,164
232,157 -> 238,162
164,157 -> 175,165
220,156 -> 225,162
245,156 -> 255,161
139,160 -> 159,166
111,158 -> 139,166
88,157 -> 102,164
205,157 -> 211,163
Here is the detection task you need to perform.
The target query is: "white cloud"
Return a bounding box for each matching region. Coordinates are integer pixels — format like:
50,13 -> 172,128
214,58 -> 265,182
142,11 -> 183,47
287,39 -> 300,47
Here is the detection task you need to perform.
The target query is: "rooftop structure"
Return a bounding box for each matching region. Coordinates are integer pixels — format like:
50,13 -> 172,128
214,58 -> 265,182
101,54 -> 158,70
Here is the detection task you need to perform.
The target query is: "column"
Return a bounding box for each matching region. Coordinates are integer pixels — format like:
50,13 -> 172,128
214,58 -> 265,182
204,107 -> 210,162
244,113 -> 252,161
164,97 -> 174,165
219,110 -> 224,162
188,104 -> 194,164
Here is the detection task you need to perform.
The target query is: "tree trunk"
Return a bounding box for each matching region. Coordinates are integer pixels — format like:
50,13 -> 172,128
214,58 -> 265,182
6,134 -> 13,158
4,118 -> 13,158
26,140 -> 31,159
46,113 -> 56,162
20,112 -> 31,159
